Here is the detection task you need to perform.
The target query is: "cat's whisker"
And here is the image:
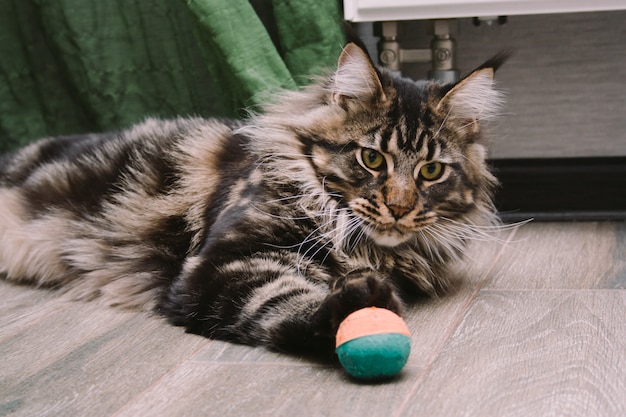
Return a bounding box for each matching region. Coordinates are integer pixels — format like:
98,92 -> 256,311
428,221 -> 493,243
417,226 -> 463,263
251,205 -> 311,221
432,105 -> 453,140
299,229 -> 342,275
263,195 -> 306,203
262,242 -> 303,250
295,210 -> 353,276
267,152 -> 316,160
339,216 -> 366,253
458,112 -> 512,130
431,217 -> 528,246
261,193 -> 343,206
441,216 -> 530,233
415,229 -> 439,261
279,211 -> 335,252
252,153 -> 316,173
296,212 -> 345,249
433,220 -> 490,238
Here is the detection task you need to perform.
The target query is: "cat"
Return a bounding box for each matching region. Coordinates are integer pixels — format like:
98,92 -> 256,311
0,43 -> 508,357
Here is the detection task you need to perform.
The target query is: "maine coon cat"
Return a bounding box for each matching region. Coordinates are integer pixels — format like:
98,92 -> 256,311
0,43 -> 508,356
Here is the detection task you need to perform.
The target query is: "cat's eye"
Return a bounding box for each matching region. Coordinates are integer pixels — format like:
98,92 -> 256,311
419,162 -> 445,181
361,148 -> 385,171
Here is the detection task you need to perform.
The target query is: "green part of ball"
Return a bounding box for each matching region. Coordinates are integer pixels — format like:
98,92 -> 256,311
336,333 -> 411,380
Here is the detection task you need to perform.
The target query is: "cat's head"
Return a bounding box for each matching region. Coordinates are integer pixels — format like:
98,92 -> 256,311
254,43 -> 508,248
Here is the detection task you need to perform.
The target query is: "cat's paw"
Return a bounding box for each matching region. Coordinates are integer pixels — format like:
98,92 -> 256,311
314,272 -> 403,336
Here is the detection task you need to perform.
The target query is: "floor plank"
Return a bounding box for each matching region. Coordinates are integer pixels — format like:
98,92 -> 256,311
486,222 -> 622,289
0,298 -> 209,417
0,284 -> 67,343
396,291 -> 626,417
114,360 -> 422,417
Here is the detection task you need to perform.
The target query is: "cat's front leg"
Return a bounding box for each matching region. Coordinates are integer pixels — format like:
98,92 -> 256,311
159,248 -> 339,357
270,270 -> 404,357
161,250 -> 402,359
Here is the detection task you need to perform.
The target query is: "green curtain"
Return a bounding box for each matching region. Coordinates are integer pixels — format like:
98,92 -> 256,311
0,0 -> 345,152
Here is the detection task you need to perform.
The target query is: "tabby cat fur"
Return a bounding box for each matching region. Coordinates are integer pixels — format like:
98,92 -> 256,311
0,43 -> 508,357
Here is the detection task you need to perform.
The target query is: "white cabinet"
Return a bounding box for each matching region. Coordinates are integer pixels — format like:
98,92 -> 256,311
344,0 -> 626,21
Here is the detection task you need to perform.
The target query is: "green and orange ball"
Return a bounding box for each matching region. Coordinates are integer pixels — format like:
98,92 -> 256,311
335,307 -> 411,380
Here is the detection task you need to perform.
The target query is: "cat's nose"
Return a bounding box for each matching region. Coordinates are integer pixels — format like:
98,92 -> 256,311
387,204 -> 412,219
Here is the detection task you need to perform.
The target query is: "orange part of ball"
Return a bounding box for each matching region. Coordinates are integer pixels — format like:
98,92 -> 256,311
335,307 -> 411,348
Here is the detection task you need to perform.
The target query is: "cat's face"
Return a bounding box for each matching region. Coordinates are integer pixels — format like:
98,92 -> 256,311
345,134 -> 484,247
306,44 -> 502,247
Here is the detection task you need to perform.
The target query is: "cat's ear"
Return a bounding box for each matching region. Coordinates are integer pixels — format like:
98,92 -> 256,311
331,43 -> 385,107
437,51 -> 510,123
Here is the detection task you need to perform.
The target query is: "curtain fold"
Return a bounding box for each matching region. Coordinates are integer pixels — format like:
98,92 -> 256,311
0,0 -> 344,152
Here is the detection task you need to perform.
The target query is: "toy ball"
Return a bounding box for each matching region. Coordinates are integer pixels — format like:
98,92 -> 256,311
335,307 -> 411,380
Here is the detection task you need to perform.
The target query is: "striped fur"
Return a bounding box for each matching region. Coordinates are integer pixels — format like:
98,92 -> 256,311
0,44 -> 508,357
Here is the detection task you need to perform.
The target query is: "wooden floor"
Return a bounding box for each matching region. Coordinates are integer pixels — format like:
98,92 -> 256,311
1,222 -> 625,416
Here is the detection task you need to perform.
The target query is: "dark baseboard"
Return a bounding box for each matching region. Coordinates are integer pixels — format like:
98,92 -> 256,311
490,157 -> 626,222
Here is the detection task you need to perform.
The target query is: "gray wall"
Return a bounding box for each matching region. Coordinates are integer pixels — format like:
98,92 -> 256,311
357,10 -> 626,159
